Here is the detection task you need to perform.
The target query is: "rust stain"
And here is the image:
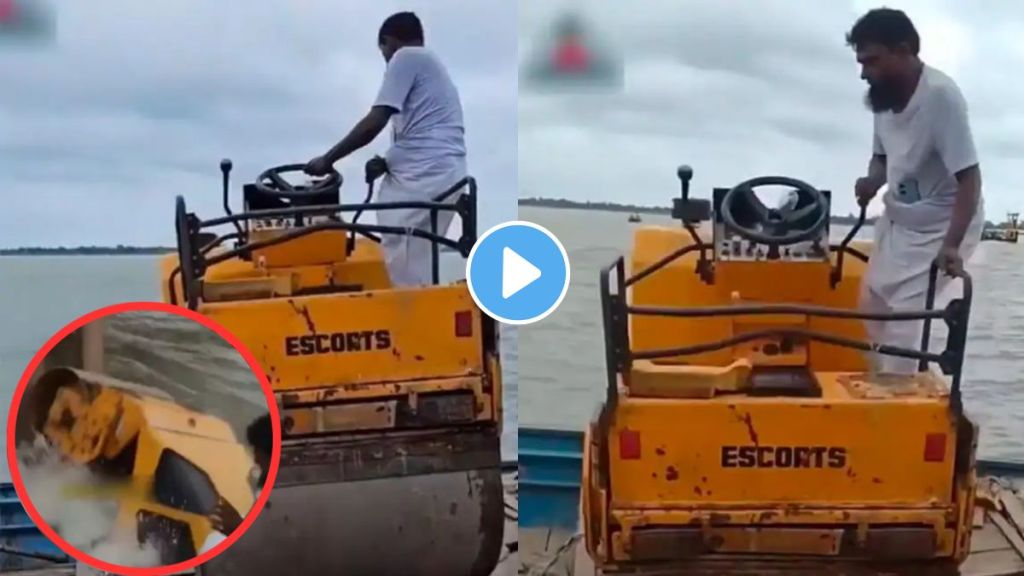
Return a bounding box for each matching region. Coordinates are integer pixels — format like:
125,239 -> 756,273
729,407 -> 759,446
693,486 -> 703,496
414,355 -> 425,361
846,467 -> 857,479
666,466 -> 679,481
872,477 -> 883,484
655,447 -> 666,456
287,299 -> 317,334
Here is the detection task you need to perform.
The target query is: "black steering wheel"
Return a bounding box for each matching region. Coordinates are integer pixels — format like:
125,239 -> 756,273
255,164 -> 342,200
720,176 -> 829,246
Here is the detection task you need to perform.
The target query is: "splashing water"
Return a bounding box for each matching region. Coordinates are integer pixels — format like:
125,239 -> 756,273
16,437 -> 163,568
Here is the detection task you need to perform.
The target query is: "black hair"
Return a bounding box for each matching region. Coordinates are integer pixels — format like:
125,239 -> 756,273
846,8 -> 920,55
379,11 -> 424,45
246,413 -> 273,457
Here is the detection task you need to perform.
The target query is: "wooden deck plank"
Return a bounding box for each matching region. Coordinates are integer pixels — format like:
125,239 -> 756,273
1000,493 -> 1024,537
974,522 -> 1014,553
992,512 -> 1024,561
960,549 -> 1024,576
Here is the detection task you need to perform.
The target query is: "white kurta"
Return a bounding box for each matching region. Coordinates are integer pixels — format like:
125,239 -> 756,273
372,45 -> 468,288
859,65 -> 984,374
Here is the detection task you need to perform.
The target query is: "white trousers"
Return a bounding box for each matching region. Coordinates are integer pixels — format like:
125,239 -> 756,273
858,209 -> 983,374
374,163 -> 464,288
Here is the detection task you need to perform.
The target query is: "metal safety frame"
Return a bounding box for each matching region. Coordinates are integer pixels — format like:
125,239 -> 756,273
169,177 -> 478,310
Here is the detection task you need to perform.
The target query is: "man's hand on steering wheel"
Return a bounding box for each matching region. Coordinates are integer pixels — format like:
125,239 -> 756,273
304,155 -> 334,177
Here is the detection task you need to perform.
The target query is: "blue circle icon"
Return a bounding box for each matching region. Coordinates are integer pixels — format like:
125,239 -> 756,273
466,221 -> 571,325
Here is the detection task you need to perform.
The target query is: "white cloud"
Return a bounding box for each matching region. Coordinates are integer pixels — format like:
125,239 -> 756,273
1,0 -> 517,247
520,0 -> 1023,221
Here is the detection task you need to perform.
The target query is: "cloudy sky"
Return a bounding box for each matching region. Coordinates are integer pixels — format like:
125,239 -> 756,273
0,0 -> 516,247
519,0 -> 1023,220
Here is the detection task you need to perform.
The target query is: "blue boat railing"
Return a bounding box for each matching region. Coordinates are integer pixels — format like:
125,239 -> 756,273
517,426 -> 1024,532
519,427 -> 584,529
1,482 -> 72,571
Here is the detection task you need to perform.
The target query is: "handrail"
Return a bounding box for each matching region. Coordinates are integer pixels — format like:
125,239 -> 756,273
601,254 -> 974,414
169,177 -> 478,309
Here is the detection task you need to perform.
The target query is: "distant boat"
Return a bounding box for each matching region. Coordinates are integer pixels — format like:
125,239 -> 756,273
628,213 -> 642,223
981,212 -> 1019,244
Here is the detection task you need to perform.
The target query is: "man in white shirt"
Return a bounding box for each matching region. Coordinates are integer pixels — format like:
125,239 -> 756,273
847,8 -> 984,374
306,11 -> 468,287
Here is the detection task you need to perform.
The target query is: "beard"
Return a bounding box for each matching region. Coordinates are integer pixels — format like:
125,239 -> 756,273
864,78 -> 903,113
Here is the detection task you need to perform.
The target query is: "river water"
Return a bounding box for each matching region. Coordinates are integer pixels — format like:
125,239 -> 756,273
0,255 -> 519,480
519,205 -> 1024,462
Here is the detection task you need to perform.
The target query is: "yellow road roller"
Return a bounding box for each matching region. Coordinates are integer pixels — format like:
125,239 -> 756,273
582,166 -> 977,575
18,367 -> 256,566
159,160 -> 504,575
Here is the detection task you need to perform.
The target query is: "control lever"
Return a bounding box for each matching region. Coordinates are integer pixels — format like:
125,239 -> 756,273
220,158 -> 243,236
677,164 -> 693,200
348,156 -> 389,253
676,164 -> 712,282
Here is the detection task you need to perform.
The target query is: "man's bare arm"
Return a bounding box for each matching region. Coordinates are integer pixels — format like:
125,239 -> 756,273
324,106 -> 396,164
942,164 -> 981,250
866,154 -> 887,187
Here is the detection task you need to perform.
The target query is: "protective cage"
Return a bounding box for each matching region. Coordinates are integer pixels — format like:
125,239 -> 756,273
600,258 -> 973,410
170,177 -> 479,309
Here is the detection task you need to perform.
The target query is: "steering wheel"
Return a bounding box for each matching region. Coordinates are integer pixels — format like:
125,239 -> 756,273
719,176 -> 829,246
255,164 -> 342,200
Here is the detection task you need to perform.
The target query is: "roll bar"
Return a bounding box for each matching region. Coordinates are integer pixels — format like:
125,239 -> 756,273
169,176 -> 478,309
600,257 -> 973,414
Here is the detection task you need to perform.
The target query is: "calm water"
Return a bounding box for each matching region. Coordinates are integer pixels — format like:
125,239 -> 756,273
0,255 -> 519,481
519,206 -> 1024,462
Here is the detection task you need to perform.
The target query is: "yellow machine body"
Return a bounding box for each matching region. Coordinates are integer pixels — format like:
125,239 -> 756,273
161,171 -> 504,576
584,193 -> 978,572
26,368 -> 255,564
159,240 -> 499,435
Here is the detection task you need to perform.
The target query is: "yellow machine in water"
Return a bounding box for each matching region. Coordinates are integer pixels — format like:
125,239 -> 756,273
20,367 -> 255,566
159,160 -> 504,575
582,167 -> 977,574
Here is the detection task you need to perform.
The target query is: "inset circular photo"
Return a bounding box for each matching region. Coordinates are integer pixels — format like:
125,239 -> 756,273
5,302 -> 280,576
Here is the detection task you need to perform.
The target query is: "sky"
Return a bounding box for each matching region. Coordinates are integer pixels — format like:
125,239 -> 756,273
519,0 -> 1024,220
0,0 -> 517,247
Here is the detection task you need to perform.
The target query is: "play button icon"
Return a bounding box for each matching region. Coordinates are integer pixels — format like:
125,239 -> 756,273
467,221 -> 570,325
502,247 -> 541,299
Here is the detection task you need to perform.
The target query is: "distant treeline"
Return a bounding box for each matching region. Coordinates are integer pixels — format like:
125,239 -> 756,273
0,245 -> 175,256
519,197 -> 876,226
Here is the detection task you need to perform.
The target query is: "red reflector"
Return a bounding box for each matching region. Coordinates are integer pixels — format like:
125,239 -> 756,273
455,310 -> 473,338
924,433 -> 947,462
619,428 -> 641,460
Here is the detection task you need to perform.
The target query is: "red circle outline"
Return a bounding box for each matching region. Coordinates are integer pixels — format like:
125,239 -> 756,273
5,301 -> 281,576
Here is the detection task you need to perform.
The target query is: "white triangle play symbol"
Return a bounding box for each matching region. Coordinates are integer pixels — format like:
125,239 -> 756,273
502,247 -> 542,299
